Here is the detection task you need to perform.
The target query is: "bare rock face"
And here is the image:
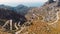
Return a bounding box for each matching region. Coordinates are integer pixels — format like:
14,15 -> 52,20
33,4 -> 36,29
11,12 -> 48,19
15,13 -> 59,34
48,0 -> 54,4
46,0 -> 60,7
56,0 -> 60,6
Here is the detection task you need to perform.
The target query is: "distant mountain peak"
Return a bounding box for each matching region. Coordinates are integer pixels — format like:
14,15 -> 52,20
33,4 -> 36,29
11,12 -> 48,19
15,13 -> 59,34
16,4 -> 28,8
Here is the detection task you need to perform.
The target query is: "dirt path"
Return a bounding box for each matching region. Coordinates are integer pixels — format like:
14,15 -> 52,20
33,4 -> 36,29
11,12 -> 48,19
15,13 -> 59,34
47,12 -> 59,25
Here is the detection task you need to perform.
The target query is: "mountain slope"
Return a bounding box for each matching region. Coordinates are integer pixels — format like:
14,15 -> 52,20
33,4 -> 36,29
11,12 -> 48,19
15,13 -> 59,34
15,4 -> 31,15
0,4 -> 32,16
24,1 -> 60,34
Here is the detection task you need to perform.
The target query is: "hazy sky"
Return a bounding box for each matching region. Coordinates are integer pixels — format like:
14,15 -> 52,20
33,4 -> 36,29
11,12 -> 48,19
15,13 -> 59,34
0,0 -> 48,7
0,0 -> 48,3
